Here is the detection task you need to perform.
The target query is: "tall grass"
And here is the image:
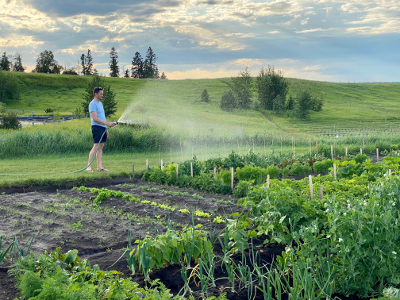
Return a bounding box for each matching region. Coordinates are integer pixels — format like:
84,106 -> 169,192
1,123 -> 400,159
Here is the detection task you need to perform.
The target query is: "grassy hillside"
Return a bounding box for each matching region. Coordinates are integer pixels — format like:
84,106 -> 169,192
4,73 -> 400,136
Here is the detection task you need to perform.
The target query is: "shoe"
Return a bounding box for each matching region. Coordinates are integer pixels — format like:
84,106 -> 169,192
87,169 -> 93,172
98,168 -> 109,171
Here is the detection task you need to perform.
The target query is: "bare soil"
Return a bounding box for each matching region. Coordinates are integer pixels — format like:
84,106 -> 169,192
0,178 -> 366,300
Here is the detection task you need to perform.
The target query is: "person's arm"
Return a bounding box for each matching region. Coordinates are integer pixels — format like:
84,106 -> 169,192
90,112 -> 115,127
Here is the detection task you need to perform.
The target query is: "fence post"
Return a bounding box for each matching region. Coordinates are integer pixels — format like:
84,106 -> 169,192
333,164 -> 336,179
231,167 -> 234,192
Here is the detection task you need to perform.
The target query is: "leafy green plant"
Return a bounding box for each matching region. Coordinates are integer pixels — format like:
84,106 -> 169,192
0,236 -> 13,264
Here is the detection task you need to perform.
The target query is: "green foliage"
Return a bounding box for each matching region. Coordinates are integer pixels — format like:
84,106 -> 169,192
0,70 -> 21,102
1,112 -> 20,129
201,89 -> 210,102
256,66 -> 289,111
0,52 -> 11,71
290,162 -> 312,176
233,179 -> 254,198
295,89 -> 324,119
109,47 -> 120,78
0,235 -> 14,264
82,75 -> 117,117
62,69 -> 78,75
35,50 -> 62,74
313,159 -> 333,173
12,248 -> 183,300
224,67 -> 252,109
220,90 -> 236,111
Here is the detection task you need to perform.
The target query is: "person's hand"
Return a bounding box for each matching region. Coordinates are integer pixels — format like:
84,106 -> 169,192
108,122 -> 116,127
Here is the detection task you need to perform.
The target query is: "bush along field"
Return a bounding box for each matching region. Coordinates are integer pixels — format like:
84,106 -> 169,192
3,152 -> 400,299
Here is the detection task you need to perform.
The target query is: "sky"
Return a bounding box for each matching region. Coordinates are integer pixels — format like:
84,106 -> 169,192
0,0 -> 399,82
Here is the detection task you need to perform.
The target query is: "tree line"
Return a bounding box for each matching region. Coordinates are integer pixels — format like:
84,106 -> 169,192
0,47 -> 167,79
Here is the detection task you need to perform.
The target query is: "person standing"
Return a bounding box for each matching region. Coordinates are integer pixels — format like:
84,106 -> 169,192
87,87 -> 116,172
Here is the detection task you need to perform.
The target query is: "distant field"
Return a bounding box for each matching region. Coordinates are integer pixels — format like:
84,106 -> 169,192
4,73 -> 400,138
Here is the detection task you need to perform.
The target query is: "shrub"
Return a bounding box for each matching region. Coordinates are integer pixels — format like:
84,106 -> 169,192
45,107 -> 53,113
233,180 -> 254,198
201,89 -> 210,102
266,165 -> 281,179
236,165 -> 267,183
313,159 -> 333,174
1,112 -> 20,129
220,90 -> 236,112
290,162 -> 311,176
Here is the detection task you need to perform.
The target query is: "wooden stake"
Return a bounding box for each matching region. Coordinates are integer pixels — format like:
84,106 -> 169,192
213,167 -> 216,178
319,185 -> 323,200
161,159 -> 163,171
231,167 -> 234,192
333,164 -> 336,179
316,140 -> 318,156
389,169 -> 392,177
345,148 -> 348,156
376,148 -> 379,162
363,126 -> 365,151
176,164 -> 179,178
309,175 -> 313,199
267,174 -> 270,188
132,165 -> 135,179
360,148 -> 363,155
190,162 -> 193,177
146,159 -> 149,172
331,145 -> 334,160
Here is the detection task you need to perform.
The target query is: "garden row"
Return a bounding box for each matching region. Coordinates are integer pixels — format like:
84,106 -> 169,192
139,152 -> 400,299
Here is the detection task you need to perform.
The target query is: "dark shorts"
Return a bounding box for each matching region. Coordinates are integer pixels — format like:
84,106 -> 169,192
92,125 -> 107,144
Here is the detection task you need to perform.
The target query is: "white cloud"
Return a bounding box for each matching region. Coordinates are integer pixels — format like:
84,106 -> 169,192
300,18 -> 309,25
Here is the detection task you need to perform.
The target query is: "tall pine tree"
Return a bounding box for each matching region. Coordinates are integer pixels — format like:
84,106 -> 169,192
131,52 -> 143,78
143,47 -> 158,78
0,52 -> 11,71
109,47 -> 119,77
80,49 -> 94,75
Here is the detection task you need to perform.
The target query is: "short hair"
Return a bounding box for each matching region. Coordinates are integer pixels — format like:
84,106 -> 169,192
93,87 -> 103,95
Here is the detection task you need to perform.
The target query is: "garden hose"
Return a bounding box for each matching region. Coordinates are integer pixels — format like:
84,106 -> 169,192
0,123 -> 118,177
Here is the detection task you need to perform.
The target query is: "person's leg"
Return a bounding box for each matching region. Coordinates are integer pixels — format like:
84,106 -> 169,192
87,143 -> 98,171
97,143 -> 108,171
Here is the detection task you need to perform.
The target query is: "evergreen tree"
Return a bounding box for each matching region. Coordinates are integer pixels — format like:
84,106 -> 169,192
82,75 -> 117,117
201,89 -> 210,102
0,52 -> 11,71
80,54 -> 86,75
13,54 -> 24,72
109,47 -> 119,77
80,49 -> 93,75
131,52 -> 143,78
124,69 -> 130,78
143,47 -> 158,78
160,72 -> 167,79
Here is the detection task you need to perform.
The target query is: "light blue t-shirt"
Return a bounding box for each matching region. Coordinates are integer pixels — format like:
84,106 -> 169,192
89,100 -> 106,127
